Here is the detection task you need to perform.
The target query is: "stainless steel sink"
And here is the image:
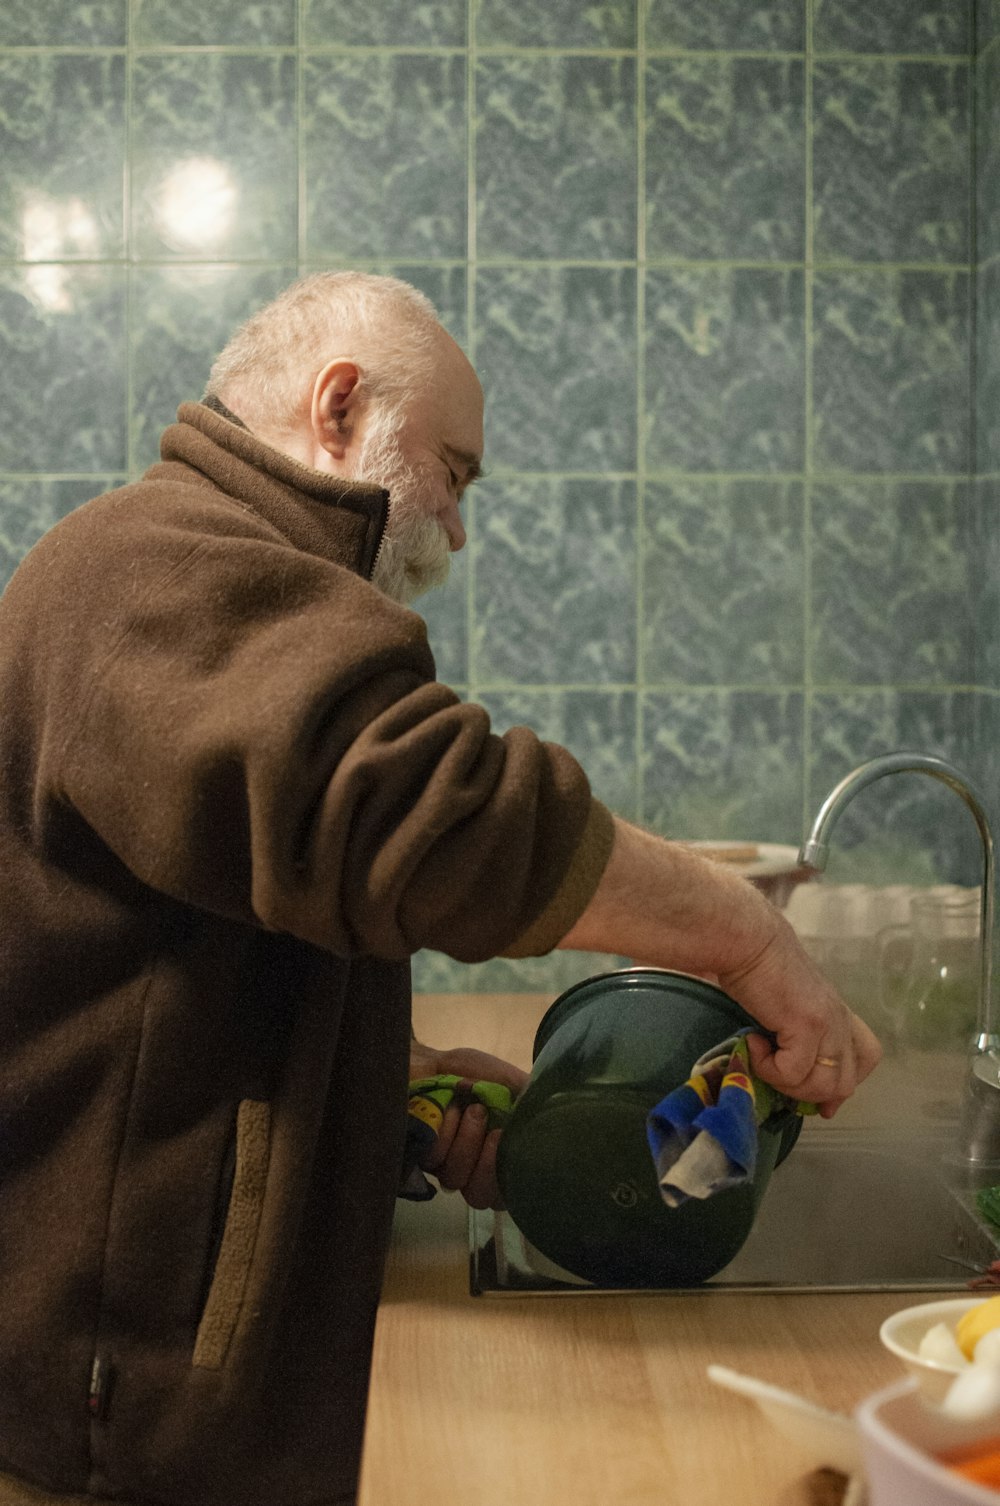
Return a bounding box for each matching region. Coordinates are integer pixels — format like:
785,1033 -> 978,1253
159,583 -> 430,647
470,1119 -> 1000,1295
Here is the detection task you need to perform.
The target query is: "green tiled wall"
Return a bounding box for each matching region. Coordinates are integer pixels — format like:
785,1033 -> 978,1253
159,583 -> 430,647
0,0 -> 994,995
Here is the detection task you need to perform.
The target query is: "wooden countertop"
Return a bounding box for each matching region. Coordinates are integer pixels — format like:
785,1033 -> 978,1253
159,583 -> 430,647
358,995 -> 935,1506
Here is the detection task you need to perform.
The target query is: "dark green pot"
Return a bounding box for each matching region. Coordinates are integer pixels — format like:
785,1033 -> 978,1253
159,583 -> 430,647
495,968 -> 802,1288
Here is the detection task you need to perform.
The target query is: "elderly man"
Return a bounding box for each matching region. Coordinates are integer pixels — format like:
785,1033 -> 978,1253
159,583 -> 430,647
0,272 -> 879,1506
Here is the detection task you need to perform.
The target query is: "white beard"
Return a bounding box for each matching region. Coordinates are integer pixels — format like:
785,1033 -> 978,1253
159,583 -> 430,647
352,410 -> 452,605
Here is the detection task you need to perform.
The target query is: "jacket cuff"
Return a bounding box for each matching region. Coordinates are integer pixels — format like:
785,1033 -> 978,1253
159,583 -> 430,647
499,800 -> 616,959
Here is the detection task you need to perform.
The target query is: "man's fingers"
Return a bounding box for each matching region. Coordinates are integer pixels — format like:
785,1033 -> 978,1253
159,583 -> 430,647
424,1103 -> 489,1191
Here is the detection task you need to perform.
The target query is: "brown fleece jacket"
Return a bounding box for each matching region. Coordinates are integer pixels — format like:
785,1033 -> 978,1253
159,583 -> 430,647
0,403 -> 614,1506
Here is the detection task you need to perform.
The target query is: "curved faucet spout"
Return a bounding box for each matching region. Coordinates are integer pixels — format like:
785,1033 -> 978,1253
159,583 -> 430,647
798,751 -> 999,1165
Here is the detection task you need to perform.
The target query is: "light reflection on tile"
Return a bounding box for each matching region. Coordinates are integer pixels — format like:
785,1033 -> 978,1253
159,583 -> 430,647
0,54 -> 125,261
0,266 -> 127,472
131,55 -> 297,262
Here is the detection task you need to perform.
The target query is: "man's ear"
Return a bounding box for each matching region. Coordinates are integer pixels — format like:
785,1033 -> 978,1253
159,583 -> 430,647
310,358 -> 362,464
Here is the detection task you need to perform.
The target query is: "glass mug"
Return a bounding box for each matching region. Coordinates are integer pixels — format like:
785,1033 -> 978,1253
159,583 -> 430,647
877,888 -> 981,1051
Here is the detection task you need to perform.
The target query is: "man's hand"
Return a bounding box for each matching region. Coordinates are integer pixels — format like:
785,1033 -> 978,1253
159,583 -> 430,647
408,1041 -> 529,1210
558,816 -> 882,1117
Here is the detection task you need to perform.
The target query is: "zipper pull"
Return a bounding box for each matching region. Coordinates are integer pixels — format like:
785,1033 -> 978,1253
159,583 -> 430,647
88,1355 -> 111,1420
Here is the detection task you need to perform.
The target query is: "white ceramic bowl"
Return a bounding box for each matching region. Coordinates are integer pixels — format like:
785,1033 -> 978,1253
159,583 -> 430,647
857,1377 -> 1000,1505
880,1298 -> 986,1402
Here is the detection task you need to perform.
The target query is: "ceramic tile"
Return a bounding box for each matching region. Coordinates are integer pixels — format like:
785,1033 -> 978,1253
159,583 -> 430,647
133,0 -> 295,46
476,688 -> 639,819
473,478 -> 637,685
0,266 -> 126,472
811,481 -> 974,686
0,54 -> 125,261
304,0 -> 465,46
130,54 -> 297,261
813,61 -> 969,263
979,0 -> 1000,50
974,480 -> 1000,687
0,477 -> 123,594
808,691 -> 982,884
414,545 -> 468,688
129,264 -> 296,473
475,0 -> 635,50
476,267 -> 637,472
812,270 -> 970,474
641,690 -> 805,842
977,261 -> 1000,474
643,0 -> 804,52
303,54 -> 466,261
645,57 -> 804,262
977,45 -> 1000,266
476,56 -> 636,261
641,479 -> 804,685
973,696 -> 1000,838
0,1 -> 126,45
644,267 -> 805,473
813,0 -> 971,55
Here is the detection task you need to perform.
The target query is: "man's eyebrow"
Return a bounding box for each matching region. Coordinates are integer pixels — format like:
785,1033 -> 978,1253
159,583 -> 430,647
442,443 -> 484,483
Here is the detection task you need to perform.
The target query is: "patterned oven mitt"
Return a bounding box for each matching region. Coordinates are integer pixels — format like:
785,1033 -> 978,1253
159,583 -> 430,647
399,1073 -> 515,1201
646,1031 -> 816,1208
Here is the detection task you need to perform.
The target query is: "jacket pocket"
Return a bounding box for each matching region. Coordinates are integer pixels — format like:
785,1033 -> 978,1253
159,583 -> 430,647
193,1098 -> 271,1370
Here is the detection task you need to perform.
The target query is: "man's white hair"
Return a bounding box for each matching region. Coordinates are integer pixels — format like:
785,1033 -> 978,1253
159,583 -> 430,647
204,270 -> 442,434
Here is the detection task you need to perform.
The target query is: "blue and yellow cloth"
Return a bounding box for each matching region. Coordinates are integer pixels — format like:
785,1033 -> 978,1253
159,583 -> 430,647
646,1032 -> 816,1207
399,1073 -> 515,1201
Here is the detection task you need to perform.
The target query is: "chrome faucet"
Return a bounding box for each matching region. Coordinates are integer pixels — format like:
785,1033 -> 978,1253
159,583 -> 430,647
798,752 -> 1000,1167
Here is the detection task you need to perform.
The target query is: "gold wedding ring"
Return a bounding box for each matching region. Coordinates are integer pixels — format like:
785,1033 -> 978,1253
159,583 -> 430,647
815,1055 -> 839,1068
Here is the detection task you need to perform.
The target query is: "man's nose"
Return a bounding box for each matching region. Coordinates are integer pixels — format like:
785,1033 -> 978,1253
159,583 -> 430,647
443,505 -> 466,551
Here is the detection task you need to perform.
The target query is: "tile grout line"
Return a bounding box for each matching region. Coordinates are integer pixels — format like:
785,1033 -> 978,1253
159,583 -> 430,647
296,0 -> 305,267
635,0 -> 647,826
124,0 -> 134,478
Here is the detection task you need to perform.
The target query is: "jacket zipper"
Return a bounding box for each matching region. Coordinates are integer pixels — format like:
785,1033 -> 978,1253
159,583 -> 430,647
367,495 -> 390,581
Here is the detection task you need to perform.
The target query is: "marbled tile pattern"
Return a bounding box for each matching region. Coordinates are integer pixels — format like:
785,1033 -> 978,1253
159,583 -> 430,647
412,943 -> 627,997
475,0 -> 635,49
131,55 -> 297,261
642,480 -> 804,685
813,61 -> 969,263
0,267 -> 127,473
473,478 -> 637,686
477,688 -> 639,820
808,691 -> 983,883
980,0 -> 1000,51
0,0 -> 126,45
645,58 -> 805,262
811,482 -> 974,685
303,54 -> 466,261
476,56 -> 636,262
477,267 -> 637,472
977,44 -> 1000,266
304,0 -> 466,47
133,0 -> 295,46
0,478 -> 123,593
0,54 -> 126,261
813,0 -> 971,55
974,481 -> 1000,687
641,690 -> 805,842
130,264 -> 296,472
415,547 -> 469,689
812,270 -> 970,474
644,268 -> 805,473
976,262 -> 1000,474
643,0 -> 805,53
